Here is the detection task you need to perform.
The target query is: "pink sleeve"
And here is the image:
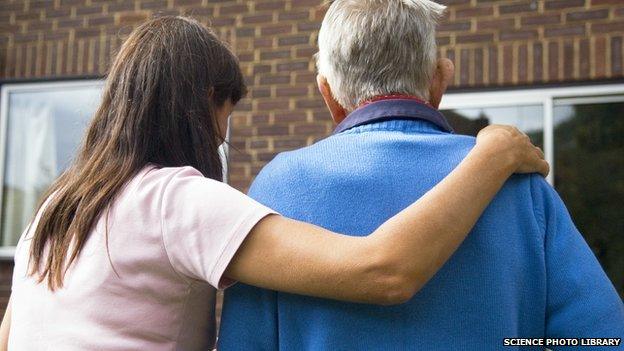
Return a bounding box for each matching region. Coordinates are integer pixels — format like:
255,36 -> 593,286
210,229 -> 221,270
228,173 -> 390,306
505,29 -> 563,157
161,167 -> 276,289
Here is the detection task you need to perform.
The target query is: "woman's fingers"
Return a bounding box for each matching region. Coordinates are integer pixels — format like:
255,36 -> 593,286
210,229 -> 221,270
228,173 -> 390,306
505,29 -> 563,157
535,146 -> 545,160
527,147 -> 549,177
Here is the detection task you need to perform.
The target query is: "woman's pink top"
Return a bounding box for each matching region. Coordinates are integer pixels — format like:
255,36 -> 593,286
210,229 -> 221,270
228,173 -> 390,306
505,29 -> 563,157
9,165 -> 275,350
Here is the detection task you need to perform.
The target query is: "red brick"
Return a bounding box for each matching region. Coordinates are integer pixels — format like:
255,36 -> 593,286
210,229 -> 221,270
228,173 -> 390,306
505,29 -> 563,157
278,11 -> 310,21
250,87 -> 271,98
257,98 -> 290,110
242,14 -> 273,24
255,1 -> 286,11
533,42 -> 544,82
592,21 -> 624,34
15,12 -> 41,21
235,27 -> 255,37
521,14 -> 561,26
563,41 -> 574,78
502,44 -> 513,83
295,98 -> 325,109
438,0 -> 471,4
273,138 -> 307,149
27,21 -> 53,31
88,15 -> 114,27
612,36 -> 622,75
276,61 -> 309,71
477,18 -> 515,30
275,112 -> 308,123
438,21 -> 471,32
248,115 -> 268,125
117,12 -> 148,25
257,125 -> 289,135
253,38 -> 272,48
456,33 -> 494,43
499,30 -> 538,41
436,36 -> 451,46
474,48 -> 484,85
45,7 -> 71,18
455,6 -> 493,18
57,18 -> 84,29
518,44 -> 528,82
75,27 -> 100,38
500,1 -> 538,14
256,151 -> 279,162
591,0 -> 621,4
141,0 -> 168,10
174,0 -> 203,6
276,86 -> 308,97
544,25 -> 585,37
296,47 -> 316,58
579,39 -> 591,79
293,123 -> 327,135
297,22 -> 320,32
219,4 -> 248,15
460,48 -> 470,85
75,5 -> 103,16
566,9 -> 609,22
548,41 -> 560,80
249,140 -> 269,149
545,0 -> 585,9
253,64 -> 272,74
277,35 -> 310,46
261,24 -> 292,36
292,0 -> 323,7
108,2 -> 135,12
259,50 -> 291,60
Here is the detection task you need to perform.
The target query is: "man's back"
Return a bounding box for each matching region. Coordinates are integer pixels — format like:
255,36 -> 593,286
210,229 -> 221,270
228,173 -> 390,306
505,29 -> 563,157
219,110 -> 623,350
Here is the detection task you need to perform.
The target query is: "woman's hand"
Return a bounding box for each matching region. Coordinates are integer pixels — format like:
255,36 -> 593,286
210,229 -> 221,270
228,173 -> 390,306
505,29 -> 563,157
476,125 -> 550,177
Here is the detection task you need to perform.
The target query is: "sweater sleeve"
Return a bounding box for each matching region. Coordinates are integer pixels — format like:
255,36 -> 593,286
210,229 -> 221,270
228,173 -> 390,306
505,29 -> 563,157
530,176 -> 624,345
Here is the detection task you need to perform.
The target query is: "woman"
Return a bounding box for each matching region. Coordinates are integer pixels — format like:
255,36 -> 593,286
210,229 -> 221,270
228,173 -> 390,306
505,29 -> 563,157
0,17 -> 547,350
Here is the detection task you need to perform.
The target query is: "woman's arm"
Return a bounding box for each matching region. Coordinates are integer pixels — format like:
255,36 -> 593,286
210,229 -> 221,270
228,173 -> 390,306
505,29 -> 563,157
0,295 -> 11,351
225,125 -> 549,305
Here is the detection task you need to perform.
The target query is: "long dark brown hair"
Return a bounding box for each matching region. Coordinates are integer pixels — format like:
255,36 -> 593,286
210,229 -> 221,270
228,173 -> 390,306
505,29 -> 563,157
28,16 -> 246,290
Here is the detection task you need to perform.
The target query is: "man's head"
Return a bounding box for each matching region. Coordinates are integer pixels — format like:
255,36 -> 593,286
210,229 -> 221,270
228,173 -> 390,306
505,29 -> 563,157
316,0 -> 454,123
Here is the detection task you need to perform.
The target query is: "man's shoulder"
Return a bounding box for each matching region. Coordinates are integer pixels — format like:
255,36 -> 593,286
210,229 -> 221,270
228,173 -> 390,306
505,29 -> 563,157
254,136 -> 342,179
252,131 -> 479,188
248,145 -> 316,197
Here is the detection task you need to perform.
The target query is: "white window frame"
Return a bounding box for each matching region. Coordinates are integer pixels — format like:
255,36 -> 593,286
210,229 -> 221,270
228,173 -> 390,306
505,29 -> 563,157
440,83 -> 624,185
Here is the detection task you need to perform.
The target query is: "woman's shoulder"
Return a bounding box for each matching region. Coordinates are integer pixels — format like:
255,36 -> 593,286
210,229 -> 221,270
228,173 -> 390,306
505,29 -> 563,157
137,164 -> 239,209
139,164 -> 223,191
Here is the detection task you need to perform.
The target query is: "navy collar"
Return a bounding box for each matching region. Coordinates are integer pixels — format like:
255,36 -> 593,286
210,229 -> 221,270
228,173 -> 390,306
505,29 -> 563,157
333,99 -> 454,135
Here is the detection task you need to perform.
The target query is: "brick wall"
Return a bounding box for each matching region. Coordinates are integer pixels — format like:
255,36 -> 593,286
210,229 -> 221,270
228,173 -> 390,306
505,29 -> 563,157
0,0 -> 623,313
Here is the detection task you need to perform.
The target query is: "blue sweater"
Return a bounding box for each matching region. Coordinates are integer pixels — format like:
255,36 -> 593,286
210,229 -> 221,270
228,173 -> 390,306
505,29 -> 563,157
219,101 -> 624,350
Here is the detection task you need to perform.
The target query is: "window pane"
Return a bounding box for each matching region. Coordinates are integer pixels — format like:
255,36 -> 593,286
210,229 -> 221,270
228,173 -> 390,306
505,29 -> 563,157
554,101 -> 624,296
441,105 -> 544,148
1,84 -> 102,246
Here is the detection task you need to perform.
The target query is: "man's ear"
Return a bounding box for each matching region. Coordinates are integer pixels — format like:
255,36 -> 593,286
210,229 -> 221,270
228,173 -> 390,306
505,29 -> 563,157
428,58 -> 455,109
317,75 -> 347,124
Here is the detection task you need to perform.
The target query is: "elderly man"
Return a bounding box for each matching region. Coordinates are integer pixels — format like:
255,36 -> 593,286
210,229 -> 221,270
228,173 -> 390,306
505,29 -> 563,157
218,0 -> 624,349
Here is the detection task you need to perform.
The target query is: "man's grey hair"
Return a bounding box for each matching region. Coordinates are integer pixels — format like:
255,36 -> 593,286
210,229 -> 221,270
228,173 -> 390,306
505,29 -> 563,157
317,0 -> 446,110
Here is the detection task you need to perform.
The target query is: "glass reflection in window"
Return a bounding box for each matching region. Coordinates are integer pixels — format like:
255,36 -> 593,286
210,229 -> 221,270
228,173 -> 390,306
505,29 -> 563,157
554,101 -> 624,295
1,84 -> 102,246
442,105 -> 544,148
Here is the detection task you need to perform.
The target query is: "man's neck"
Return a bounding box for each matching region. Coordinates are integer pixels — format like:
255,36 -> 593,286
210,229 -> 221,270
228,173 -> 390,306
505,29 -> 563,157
358,94 -> 432,109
